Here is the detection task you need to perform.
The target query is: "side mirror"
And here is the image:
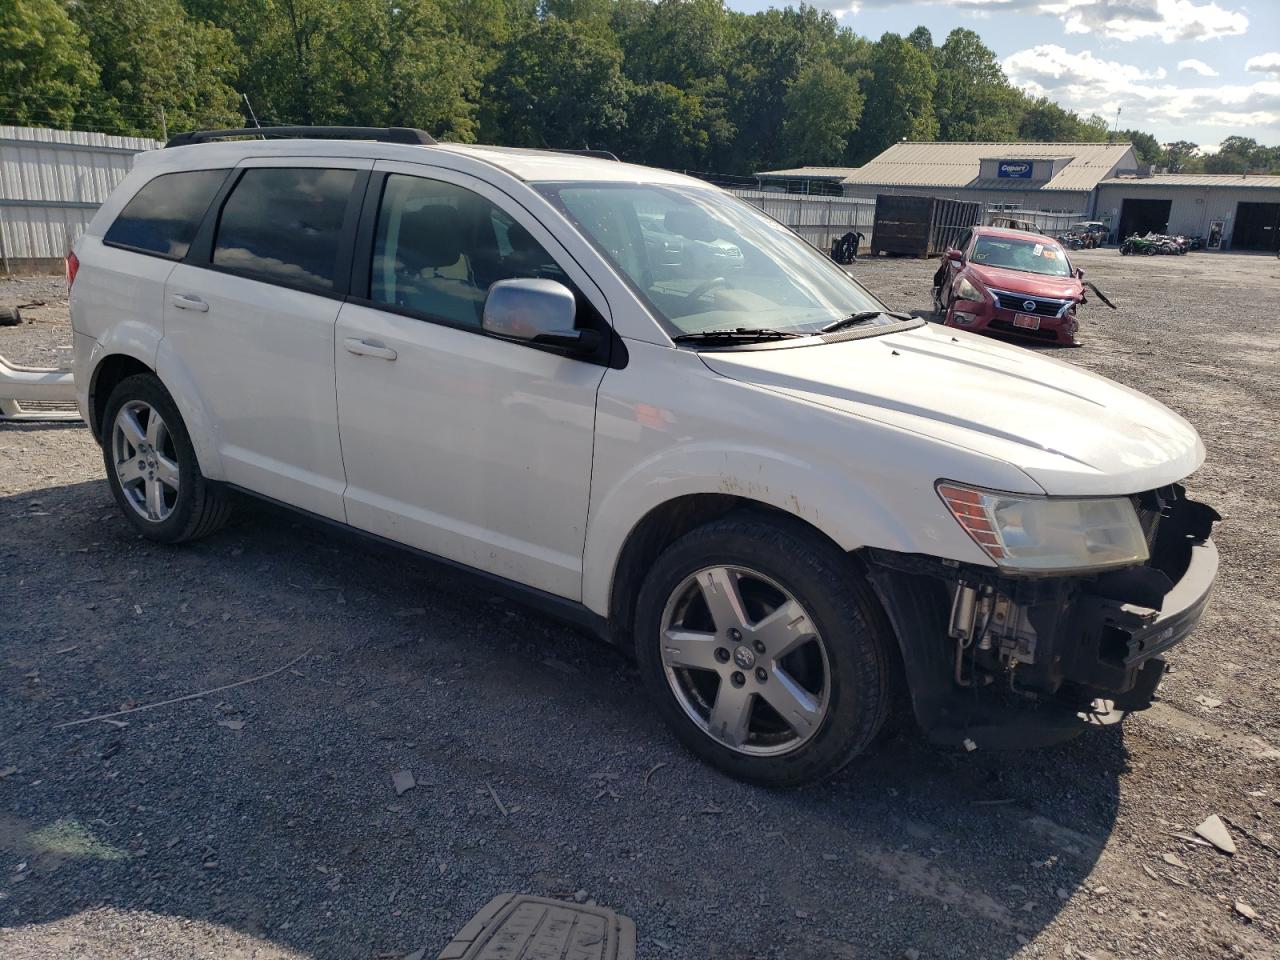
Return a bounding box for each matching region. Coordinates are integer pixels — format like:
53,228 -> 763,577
945,248 -> 963,263
482,278 -> 600,354
1073,267 -> 1085,279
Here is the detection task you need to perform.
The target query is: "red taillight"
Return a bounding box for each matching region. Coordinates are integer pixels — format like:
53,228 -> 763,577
66,251 -> 80,289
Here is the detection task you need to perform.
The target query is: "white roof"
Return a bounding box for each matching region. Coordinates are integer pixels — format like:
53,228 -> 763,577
842,141 -> 1137,192
1099,172 -> 1280,189
151,137 -> 701,186
755,166 -> 860,179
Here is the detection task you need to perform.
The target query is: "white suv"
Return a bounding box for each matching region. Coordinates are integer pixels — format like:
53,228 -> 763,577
70,127 -> 1219,785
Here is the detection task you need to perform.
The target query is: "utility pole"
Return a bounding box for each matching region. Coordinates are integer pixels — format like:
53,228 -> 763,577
159,105 -> 168,141
1110,106 -> 1122,141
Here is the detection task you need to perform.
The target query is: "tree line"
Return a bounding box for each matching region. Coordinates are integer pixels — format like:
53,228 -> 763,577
3,0 -> 1277,175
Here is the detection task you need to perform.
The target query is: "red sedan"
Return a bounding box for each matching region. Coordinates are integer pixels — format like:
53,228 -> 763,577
933,227 -> 1085,346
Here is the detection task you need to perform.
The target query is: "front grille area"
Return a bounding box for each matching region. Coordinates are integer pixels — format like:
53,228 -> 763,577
992,291 -> 1069,317
988,319 -> 1058,341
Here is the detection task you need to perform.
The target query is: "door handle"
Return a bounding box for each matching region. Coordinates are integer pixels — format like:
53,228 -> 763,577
171,293 -> 209,312
343,337 -> 398,361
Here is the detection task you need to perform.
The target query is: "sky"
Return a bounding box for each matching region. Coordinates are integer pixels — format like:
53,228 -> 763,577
724,0 -> 1280,150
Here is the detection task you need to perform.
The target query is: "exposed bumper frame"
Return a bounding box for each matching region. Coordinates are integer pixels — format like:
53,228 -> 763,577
863,490 -> 1219,750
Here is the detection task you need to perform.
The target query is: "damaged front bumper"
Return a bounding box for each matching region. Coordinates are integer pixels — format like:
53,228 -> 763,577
865,486 -> 1219,750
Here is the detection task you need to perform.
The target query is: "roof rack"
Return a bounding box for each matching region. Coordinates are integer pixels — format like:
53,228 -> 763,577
165,126 -> 437,148
546,148 -> 620,162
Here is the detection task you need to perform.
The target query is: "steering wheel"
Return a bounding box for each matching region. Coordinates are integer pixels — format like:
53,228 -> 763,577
683,276 -> 728,302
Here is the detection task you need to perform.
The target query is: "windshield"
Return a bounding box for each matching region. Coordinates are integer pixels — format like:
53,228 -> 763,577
536,182 -> 887,338
970,235 -> 1071,277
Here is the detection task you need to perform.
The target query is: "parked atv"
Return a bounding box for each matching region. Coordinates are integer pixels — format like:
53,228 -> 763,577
1120,234 -> 1160,256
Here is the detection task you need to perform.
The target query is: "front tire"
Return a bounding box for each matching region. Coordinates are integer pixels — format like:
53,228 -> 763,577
102,374 -> 231,543
634,513 -> 893,787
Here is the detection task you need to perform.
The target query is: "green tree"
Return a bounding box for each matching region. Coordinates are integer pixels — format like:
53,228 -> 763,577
327,0 -> 481,140
1202,135 -> 1279,173
0,0 -> 101,130
73,0 -> 241,138
1117,128 -> 1161,165
482,16 -> 629,148
906,25 -> 933,54
932,28 -> 1019,141
1161,140 -> 1201,172
856,33 -> 938,161
723,6 -> 851,170
1017,97 -> 1089,141
779,60 -> 863,166
614,0 -> 734,168
618,81 -> 715,167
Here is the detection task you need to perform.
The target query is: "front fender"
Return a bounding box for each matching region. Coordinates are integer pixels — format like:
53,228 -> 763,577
580,342 -> 1026,617
579,440 -> 981,615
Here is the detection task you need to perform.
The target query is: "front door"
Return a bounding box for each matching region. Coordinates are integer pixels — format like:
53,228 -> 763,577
334,164 -> 610,599
161,159 -> 371,521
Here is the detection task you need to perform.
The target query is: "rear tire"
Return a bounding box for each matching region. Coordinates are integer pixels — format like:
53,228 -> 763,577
102,374 -> 231,543
634,513 -> 894,787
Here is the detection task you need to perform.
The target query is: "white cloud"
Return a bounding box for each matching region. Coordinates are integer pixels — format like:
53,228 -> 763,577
1246,52 -> 1280,78
1003,43 -> 1280,138
1045,0 -> 1247,42
1177,58 -> 1218,77
851,0 -> 1247,42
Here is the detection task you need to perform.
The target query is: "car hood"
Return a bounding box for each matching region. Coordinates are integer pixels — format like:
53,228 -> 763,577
699,322 -> 1204,496
967,263 -> 1082,300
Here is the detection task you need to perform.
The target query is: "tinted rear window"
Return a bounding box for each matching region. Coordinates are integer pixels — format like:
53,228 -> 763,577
212,168 -> 358,293
103,170 -> 227,259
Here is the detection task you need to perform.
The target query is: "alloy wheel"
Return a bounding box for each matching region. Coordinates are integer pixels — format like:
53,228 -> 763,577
659,565 -> 831,756
111,400 -> 180,522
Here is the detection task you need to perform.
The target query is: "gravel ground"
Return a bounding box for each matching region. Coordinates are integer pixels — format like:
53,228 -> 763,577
1,250 -> 1277,960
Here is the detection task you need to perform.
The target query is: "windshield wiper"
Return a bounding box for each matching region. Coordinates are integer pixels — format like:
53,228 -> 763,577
820,310 -> 913,334
672,327 -> 803,344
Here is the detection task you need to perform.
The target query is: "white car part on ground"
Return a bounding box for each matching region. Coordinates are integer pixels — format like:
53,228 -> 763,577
0,351 -> 80,422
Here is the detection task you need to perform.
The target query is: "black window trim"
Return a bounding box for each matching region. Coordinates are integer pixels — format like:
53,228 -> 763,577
102,167 -> 236,262
347,170 -> 626,368
186,164 -> 371,302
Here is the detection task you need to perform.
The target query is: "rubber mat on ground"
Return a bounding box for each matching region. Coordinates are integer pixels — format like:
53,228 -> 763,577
437,894 -> 637,960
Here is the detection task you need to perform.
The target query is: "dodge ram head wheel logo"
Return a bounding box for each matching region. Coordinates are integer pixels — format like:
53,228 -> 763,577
733,645 -> 756,669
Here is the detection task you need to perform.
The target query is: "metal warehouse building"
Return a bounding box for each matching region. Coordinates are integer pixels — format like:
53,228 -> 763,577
1095,173 -> 1280,251
762,141 -> 1280,251
833,141 -> 1139,213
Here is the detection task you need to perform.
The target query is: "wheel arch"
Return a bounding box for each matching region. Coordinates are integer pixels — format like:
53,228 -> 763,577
89,353 -> 153,441
90,341 -> 225,480
603,493 -> 870,656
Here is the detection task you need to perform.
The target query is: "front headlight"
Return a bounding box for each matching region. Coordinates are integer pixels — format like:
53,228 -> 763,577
955,277 -> 986,302
937,481 -> 1149,573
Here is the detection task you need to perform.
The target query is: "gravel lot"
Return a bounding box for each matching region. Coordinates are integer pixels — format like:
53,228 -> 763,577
1,249 -> 1277,960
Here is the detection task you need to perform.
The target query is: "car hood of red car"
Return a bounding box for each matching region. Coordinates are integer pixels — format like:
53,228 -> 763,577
966,262 -> 1082,300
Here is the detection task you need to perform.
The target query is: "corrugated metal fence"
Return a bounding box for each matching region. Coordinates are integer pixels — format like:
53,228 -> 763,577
985,207 -> 1091,236
0,126 -> 160,272
728,189 -> 875,252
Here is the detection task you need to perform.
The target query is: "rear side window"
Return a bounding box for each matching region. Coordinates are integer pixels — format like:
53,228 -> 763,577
103,170 -> 227,259
213,168 -> 358,293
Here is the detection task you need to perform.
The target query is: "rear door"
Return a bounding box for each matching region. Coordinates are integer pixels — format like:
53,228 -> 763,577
333,163 -> 611,599
160,158 -> 371,521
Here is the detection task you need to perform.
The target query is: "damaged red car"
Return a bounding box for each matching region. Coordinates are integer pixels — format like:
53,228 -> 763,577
933,227 -> 1088,346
